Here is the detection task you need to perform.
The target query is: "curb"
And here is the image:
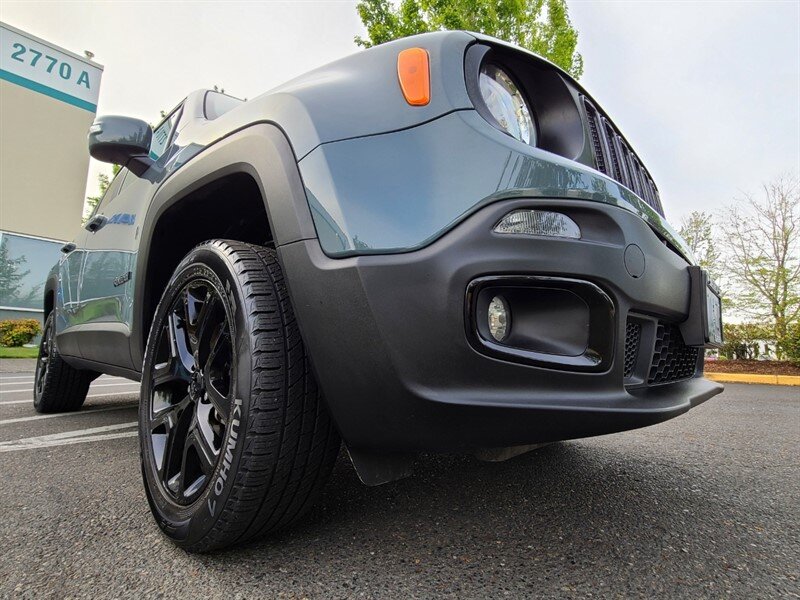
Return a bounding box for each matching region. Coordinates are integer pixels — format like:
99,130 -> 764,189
705,372 -> 800,386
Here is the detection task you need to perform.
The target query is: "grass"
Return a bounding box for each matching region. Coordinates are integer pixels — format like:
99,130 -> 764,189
0,346 -> 39,359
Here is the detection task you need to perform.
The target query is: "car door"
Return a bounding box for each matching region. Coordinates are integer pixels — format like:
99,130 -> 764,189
57,232 -> 88,333
77,104 -> 183,369
53,168 -> 126,357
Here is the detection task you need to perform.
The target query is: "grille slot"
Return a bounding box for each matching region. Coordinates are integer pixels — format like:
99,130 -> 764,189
604,120 -> 623,182
648,324 -> 699,385
623,322 -> 641,378
585,102 -> 607,175
628,153 -> 645,198
619,140 -> 638,195
582,97 -> 664,216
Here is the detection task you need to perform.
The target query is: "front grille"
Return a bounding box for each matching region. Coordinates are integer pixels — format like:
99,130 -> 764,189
623,322 -> 641,378
648,324 -> 699,385
583,97 -> 664,216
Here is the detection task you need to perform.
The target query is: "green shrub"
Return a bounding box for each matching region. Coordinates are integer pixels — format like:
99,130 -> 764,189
720,322 -> 773,360
779,322 -> 800,366
0,318 -> 41,347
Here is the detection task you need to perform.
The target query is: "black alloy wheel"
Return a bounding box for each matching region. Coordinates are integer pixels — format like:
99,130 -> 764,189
34,317 -> 53,399
146,279 -> 233,504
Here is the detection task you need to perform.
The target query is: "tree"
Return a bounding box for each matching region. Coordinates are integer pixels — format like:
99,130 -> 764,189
355,0 -> 584,78
83,163 -> 121,222
0,237 -> 39,307
679,211 -> 721,282
720,173 -> 800,357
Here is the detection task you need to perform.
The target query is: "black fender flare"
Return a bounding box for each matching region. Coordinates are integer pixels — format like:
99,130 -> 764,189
131,122 -> 318,369
43,266 -> 59,320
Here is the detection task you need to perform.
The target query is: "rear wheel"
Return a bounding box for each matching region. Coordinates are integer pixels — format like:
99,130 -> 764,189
33,313 -> 95,413
139,240 -> 340,552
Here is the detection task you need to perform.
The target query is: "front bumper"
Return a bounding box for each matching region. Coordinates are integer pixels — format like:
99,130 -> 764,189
279,197 -> 723,454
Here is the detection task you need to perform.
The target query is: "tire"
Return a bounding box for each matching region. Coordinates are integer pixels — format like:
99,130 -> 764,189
33,313 -> 95,413
139,240 -> 340,552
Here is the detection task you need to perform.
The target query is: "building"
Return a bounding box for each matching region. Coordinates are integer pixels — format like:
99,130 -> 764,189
0,22 -> 103,327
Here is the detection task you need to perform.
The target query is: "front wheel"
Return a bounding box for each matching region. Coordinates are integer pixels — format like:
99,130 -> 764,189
139,240 -> 340,552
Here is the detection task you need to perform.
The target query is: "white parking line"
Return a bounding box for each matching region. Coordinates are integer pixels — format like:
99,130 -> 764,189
0,382 -> 140,394
8,421 -> 138,441
0,390 -> 140,406
0,431 -> 139,452
0,404 -> 137,425
0,422 -> 138,452
90,382 -> 140,388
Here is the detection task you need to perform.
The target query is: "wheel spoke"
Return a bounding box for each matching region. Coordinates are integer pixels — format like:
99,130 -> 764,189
206,321 -> 228,368
160,399 -> 194,491
179,427 -> 214,499
182,474 -> 206,500
167,312 -> 195,375
150,395 -> 190,478
204,380 -> 230,423
193,290 -> 219,357
151,394 -> 191,430
190,428 -> 217,478
152,358 -> 188,389
177,433 -> 193,496
203,318 -> 232,422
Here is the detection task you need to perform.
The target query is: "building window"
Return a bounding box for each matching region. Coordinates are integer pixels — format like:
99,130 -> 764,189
0,232 -> 63,311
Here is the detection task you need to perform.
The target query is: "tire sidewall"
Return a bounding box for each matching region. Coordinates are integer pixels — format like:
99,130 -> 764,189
139,243 -> 255,548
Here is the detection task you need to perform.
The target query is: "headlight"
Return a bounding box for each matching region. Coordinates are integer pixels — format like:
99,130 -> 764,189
478,64 -> 535,145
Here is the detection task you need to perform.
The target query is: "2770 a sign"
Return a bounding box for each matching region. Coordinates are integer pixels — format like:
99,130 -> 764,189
0,23 -> 102,111
10,42 -> 92,89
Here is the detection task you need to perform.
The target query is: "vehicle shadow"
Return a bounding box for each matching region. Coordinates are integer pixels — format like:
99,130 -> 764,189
191,438 -> 777,597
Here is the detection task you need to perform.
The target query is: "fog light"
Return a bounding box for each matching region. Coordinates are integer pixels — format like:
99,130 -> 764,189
488,296 -> 510,342
494,210 -> 581,239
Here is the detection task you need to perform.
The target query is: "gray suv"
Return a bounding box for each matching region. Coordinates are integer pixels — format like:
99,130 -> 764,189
34,32 -> 723,551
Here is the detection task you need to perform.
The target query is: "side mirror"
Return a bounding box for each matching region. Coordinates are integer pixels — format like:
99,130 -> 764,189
88,116 -> 153,176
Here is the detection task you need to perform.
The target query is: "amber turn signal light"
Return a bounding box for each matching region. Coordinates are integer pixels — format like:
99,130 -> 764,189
397,48 -> 430,106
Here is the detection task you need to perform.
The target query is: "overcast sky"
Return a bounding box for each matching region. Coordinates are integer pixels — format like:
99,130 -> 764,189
2,0 -> 798,225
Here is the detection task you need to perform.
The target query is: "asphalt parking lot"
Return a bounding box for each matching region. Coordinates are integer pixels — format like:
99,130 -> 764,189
0,365 -> 797,599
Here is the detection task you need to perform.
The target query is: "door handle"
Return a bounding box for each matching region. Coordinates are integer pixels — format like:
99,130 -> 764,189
61,242 -> 76,254
85,214 -> 108,233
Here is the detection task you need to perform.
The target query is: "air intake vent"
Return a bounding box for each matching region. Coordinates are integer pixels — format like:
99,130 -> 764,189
582,97 -> 664,217
648,324 -> 699,385
623,321 -> 641,378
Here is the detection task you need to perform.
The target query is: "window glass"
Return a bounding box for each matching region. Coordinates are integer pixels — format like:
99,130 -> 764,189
204,92 -> 243,120
118,167 -> 137,194
0,233 -> 63,310
91,169 -> 127,217
149,108 -> 180,160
